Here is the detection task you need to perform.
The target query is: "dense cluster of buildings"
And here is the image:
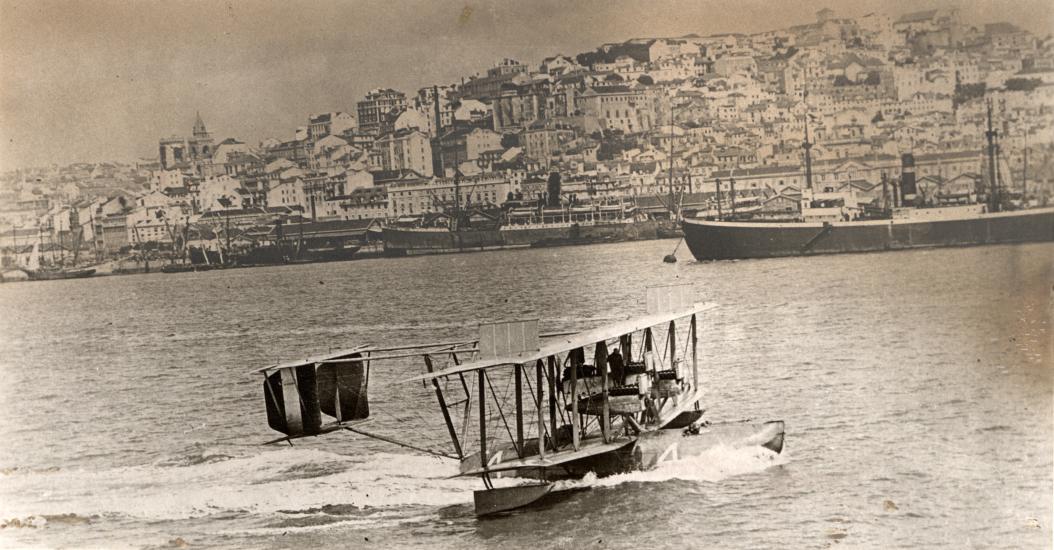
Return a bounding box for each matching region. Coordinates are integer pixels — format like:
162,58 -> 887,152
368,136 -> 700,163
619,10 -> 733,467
3,7 -> 1054,265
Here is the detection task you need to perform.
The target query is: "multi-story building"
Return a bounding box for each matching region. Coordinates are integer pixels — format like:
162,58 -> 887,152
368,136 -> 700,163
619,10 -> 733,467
577,85 -> 658,134
372,129 -> 434,177
436,127 -> 504,174
266,139 -> 311,168
198,174 -> 249,212
357,89 -> 408,136
96,213 -> 129,255
126,204 -> 186,246
522,123 -> 576,163
985,22 -> 1035,53
151,169 -> 184,192
332,186 -> 388,221
712,53 -> 758,77
302,168 -> 375,220
459,59 -> 530,101
386,173 -> 513,218
266,176 -> 306,212
413,86 -> 457,136
308,112 -> 356,142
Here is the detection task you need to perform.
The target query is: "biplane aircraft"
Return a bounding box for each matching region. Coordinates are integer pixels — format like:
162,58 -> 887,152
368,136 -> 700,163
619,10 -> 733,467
252,286 -> 785,516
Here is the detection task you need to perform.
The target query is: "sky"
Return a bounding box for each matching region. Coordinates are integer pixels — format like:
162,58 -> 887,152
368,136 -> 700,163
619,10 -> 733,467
1,0 -> 1051,171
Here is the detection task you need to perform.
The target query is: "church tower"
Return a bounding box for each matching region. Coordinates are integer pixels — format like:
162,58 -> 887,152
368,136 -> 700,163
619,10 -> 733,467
193,111 -> 210,139
188,111 -> 214,171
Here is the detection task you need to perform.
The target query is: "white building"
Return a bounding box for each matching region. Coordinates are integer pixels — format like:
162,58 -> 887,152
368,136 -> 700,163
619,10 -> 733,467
373,129 -> 434,176
198,174 -> 247,211
386,174 -> 513,218
465,128 -> 503,161
308,112 -> 356,141
151,169 -> 185,191
266,177 -> 306,212
125,204 -> 187,245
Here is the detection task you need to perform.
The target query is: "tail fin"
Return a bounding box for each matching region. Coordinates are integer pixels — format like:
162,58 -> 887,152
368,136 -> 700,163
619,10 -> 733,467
317,359 -> 370,421
263,352 -> 369,438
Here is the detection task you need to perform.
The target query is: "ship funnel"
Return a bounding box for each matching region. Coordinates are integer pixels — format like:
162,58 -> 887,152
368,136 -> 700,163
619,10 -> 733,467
900,154 -> 917,206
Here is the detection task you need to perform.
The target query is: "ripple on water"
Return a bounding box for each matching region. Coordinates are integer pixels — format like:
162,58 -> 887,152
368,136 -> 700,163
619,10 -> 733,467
0,241 -> 1051,549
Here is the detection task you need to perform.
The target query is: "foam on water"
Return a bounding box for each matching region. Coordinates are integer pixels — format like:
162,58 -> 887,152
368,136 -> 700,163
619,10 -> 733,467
0,448 -> 479,521
556,444 -> 788,491
0,442 -> 786,529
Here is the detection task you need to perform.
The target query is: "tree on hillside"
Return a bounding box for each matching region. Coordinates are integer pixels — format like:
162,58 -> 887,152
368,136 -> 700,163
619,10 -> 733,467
546,172 -> 562,207
500,133 -> 519,149
1004,78 -> 1042,92
953,82 -> 986,108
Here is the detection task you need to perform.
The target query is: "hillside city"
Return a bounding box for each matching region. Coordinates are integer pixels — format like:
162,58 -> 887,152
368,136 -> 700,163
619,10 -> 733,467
2,7 -> 1053,268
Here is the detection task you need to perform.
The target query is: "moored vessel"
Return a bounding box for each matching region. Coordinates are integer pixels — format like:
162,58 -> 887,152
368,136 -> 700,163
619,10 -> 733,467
382,172 -> 665,256
24,266 -> 97,280
383,212 -> 663,256
683,205 -> 1054,261
236,219 -> 372,266
682,101 -> 1054,261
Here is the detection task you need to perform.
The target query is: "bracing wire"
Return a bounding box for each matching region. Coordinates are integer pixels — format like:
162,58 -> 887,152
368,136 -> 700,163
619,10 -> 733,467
484,371 -> 516,452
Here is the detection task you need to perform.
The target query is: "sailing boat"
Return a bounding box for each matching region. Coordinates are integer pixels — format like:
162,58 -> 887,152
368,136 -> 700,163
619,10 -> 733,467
24,264 -> 95,281
24,228 -> 95,281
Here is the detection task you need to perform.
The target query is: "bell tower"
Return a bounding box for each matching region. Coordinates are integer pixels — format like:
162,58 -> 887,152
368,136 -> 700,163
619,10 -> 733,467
193,111 -> 210,139
188,111 -> 214,172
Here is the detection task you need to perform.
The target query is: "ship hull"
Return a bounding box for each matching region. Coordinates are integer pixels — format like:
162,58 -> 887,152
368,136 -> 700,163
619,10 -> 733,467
383,220 -> 664,256
682,207 -> 1054,261
25,268 -> 96,281
236,244 -> 361,266
381,227 -> 507,256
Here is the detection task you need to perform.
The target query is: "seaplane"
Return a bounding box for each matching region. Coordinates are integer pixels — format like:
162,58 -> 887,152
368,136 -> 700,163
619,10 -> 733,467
251,285 -> 785,516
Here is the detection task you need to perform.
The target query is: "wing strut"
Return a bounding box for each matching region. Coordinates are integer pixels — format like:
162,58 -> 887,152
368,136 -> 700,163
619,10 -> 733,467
425,354 -> 464,460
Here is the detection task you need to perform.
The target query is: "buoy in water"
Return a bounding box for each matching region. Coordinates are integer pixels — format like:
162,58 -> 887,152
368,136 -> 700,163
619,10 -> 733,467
664,238 -> 683,263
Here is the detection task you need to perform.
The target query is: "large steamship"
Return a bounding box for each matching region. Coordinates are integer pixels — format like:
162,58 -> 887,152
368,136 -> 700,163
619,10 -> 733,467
682,103 -> 1054,261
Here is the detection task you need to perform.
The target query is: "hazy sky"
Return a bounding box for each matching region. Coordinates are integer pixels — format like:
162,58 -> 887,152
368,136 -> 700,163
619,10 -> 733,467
1,0 -> 1051,170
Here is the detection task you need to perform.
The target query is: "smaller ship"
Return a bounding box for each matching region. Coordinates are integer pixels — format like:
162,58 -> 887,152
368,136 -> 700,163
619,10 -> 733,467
25,266 -> 96,281
19,240 -> 96,281
236,219 -> 371,266
383,172 -> 664,256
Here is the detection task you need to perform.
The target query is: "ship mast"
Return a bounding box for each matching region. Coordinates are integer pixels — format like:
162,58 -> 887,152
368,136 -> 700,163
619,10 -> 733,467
452,169 -> 462,231
432,85 -> 444,177
1022,129 -> 1029,199
668,102 -> 676,221
985,99 -> 999,212
803,91 -> 814,192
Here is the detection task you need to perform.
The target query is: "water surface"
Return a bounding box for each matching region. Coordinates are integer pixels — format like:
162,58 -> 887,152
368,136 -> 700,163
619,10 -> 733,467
0,240 -> 1050,549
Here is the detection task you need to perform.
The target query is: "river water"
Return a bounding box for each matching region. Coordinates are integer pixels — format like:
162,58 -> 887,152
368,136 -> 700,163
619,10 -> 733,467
0,240 -> 1051,549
